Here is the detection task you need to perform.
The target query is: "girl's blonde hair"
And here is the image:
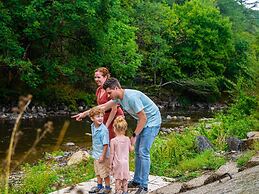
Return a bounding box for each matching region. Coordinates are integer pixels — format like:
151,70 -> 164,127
113,116 -> 127,133
95,67 -> 111,79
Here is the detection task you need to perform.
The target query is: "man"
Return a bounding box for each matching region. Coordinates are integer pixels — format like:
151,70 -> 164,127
72,78 -> 161,194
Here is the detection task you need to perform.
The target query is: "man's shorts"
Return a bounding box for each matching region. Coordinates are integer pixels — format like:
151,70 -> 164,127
94,158 -> 110,178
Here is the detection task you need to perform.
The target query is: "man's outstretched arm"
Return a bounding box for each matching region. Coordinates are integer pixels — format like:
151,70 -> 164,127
71,99 -> 116,121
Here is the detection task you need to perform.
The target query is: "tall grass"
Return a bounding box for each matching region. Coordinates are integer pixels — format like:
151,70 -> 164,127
8,158 -> 95,194
3,95 -> 32,194
150,131 -> 225,179
149,79 -> 259,180
1,95 -> 55,194
195,79 -> 259,150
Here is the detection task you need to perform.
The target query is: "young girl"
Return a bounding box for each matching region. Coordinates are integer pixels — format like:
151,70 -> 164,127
110,116 -> 134,194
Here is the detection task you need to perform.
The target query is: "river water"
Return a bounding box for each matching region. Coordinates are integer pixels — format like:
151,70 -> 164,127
0,109 -> 213,164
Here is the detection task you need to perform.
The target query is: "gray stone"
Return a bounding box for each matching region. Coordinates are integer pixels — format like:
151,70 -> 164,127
166,115 -> 172,119
196,136 -> 213,152
150,182 -> 182,194
245,153 -> 259,168
226,137 -> 243,151
180,174 -> 211,192
66,142 -> 75,146
182,165 -> 259,194
67,150 -> 90,166
215,161 -> 239,175
247,131 -> 259,139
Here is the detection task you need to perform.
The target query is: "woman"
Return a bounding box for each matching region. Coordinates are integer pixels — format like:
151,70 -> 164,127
94,67 -> 124,140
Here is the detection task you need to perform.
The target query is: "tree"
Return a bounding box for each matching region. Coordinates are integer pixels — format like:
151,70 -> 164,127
172,0 -> 233,79
132,1 -> 180,84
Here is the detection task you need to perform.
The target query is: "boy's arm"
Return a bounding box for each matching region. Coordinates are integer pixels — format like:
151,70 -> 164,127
99,128 -> 109,163
99,144 -> 108,163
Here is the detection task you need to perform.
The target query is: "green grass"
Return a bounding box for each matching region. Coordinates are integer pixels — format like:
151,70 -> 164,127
148,132 -> 226,180
236,150 -> 256,168
7,158 -> 95,194
178,150 -> 225,172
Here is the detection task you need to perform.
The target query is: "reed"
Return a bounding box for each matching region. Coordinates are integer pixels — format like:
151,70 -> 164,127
2,95 -> 55,194
4,95 -> 32,194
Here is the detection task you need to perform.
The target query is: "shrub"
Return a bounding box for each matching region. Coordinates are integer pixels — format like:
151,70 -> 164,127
35,84 -> 95,111
9,158 -> 95,194
236,150 -> 256,168
15,162 -> 58,194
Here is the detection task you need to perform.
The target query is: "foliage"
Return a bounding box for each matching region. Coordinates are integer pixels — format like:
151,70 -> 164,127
0,0 -> 140,93
178,150 -> 225,172
34,84 -> 96,110
56,158 -> 95,186
45,150 -> 65,157
217,0 -> 258,84
195,80 -> 259,150
13,162 -> 58,194
173,0 -> 233,79
0,0 -> 258,106
8,159 -> 95,194
132,1 -> 179,84
149,131 -> 225,179
236,150 -> 256,168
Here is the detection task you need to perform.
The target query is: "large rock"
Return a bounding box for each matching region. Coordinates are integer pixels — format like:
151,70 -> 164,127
196,136 -> 213,152
215,161 -> 239,175
226,137 -> 243,151
247,131 -> 259,139
67,150 -> 90,166
150,182 -> 183,194
245,153 -> 259,168
180,174 -> 211,192
242,132 -> 259,149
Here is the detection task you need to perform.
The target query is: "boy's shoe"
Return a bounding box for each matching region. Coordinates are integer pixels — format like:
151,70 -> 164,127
97,188 -> 111,194
134,187 -> 148,194
89,186 -> 101,193
128,180 -> 140,188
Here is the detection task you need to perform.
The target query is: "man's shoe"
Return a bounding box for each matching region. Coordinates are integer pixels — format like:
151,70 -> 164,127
128,180 -> 140,188
134,187 -> 148,194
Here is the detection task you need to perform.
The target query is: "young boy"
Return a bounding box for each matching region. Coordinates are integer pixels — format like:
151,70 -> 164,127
88,107 -> 111,194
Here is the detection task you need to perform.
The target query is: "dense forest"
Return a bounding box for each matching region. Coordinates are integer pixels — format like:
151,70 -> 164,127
0,0 -> 258,108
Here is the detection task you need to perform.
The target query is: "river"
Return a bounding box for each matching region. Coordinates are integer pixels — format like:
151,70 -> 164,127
0,109 -> 213,164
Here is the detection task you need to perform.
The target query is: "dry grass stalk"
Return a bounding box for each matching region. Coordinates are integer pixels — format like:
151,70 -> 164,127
54,120 -> 70,151
12,121 -> 54,171
3,95 -> 55,194
4,95 -> 32,194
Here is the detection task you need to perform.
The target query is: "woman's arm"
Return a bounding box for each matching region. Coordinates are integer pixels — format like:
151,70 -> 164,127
105,104 -> 118,128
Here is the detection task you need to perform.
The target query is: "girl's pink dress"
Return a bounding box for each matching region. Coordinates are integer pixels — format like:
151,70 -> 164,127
110,136 -> 131,180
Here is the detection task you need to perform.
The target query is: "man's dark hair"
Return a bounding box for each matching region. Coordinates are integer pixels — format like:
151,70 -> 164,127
103,77 -> 121,90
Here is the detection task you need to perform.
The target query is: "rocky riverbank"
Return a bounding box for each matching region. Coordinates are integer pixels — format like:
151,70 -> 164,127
150,153 -> 259,194
0,101 -> 227,121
